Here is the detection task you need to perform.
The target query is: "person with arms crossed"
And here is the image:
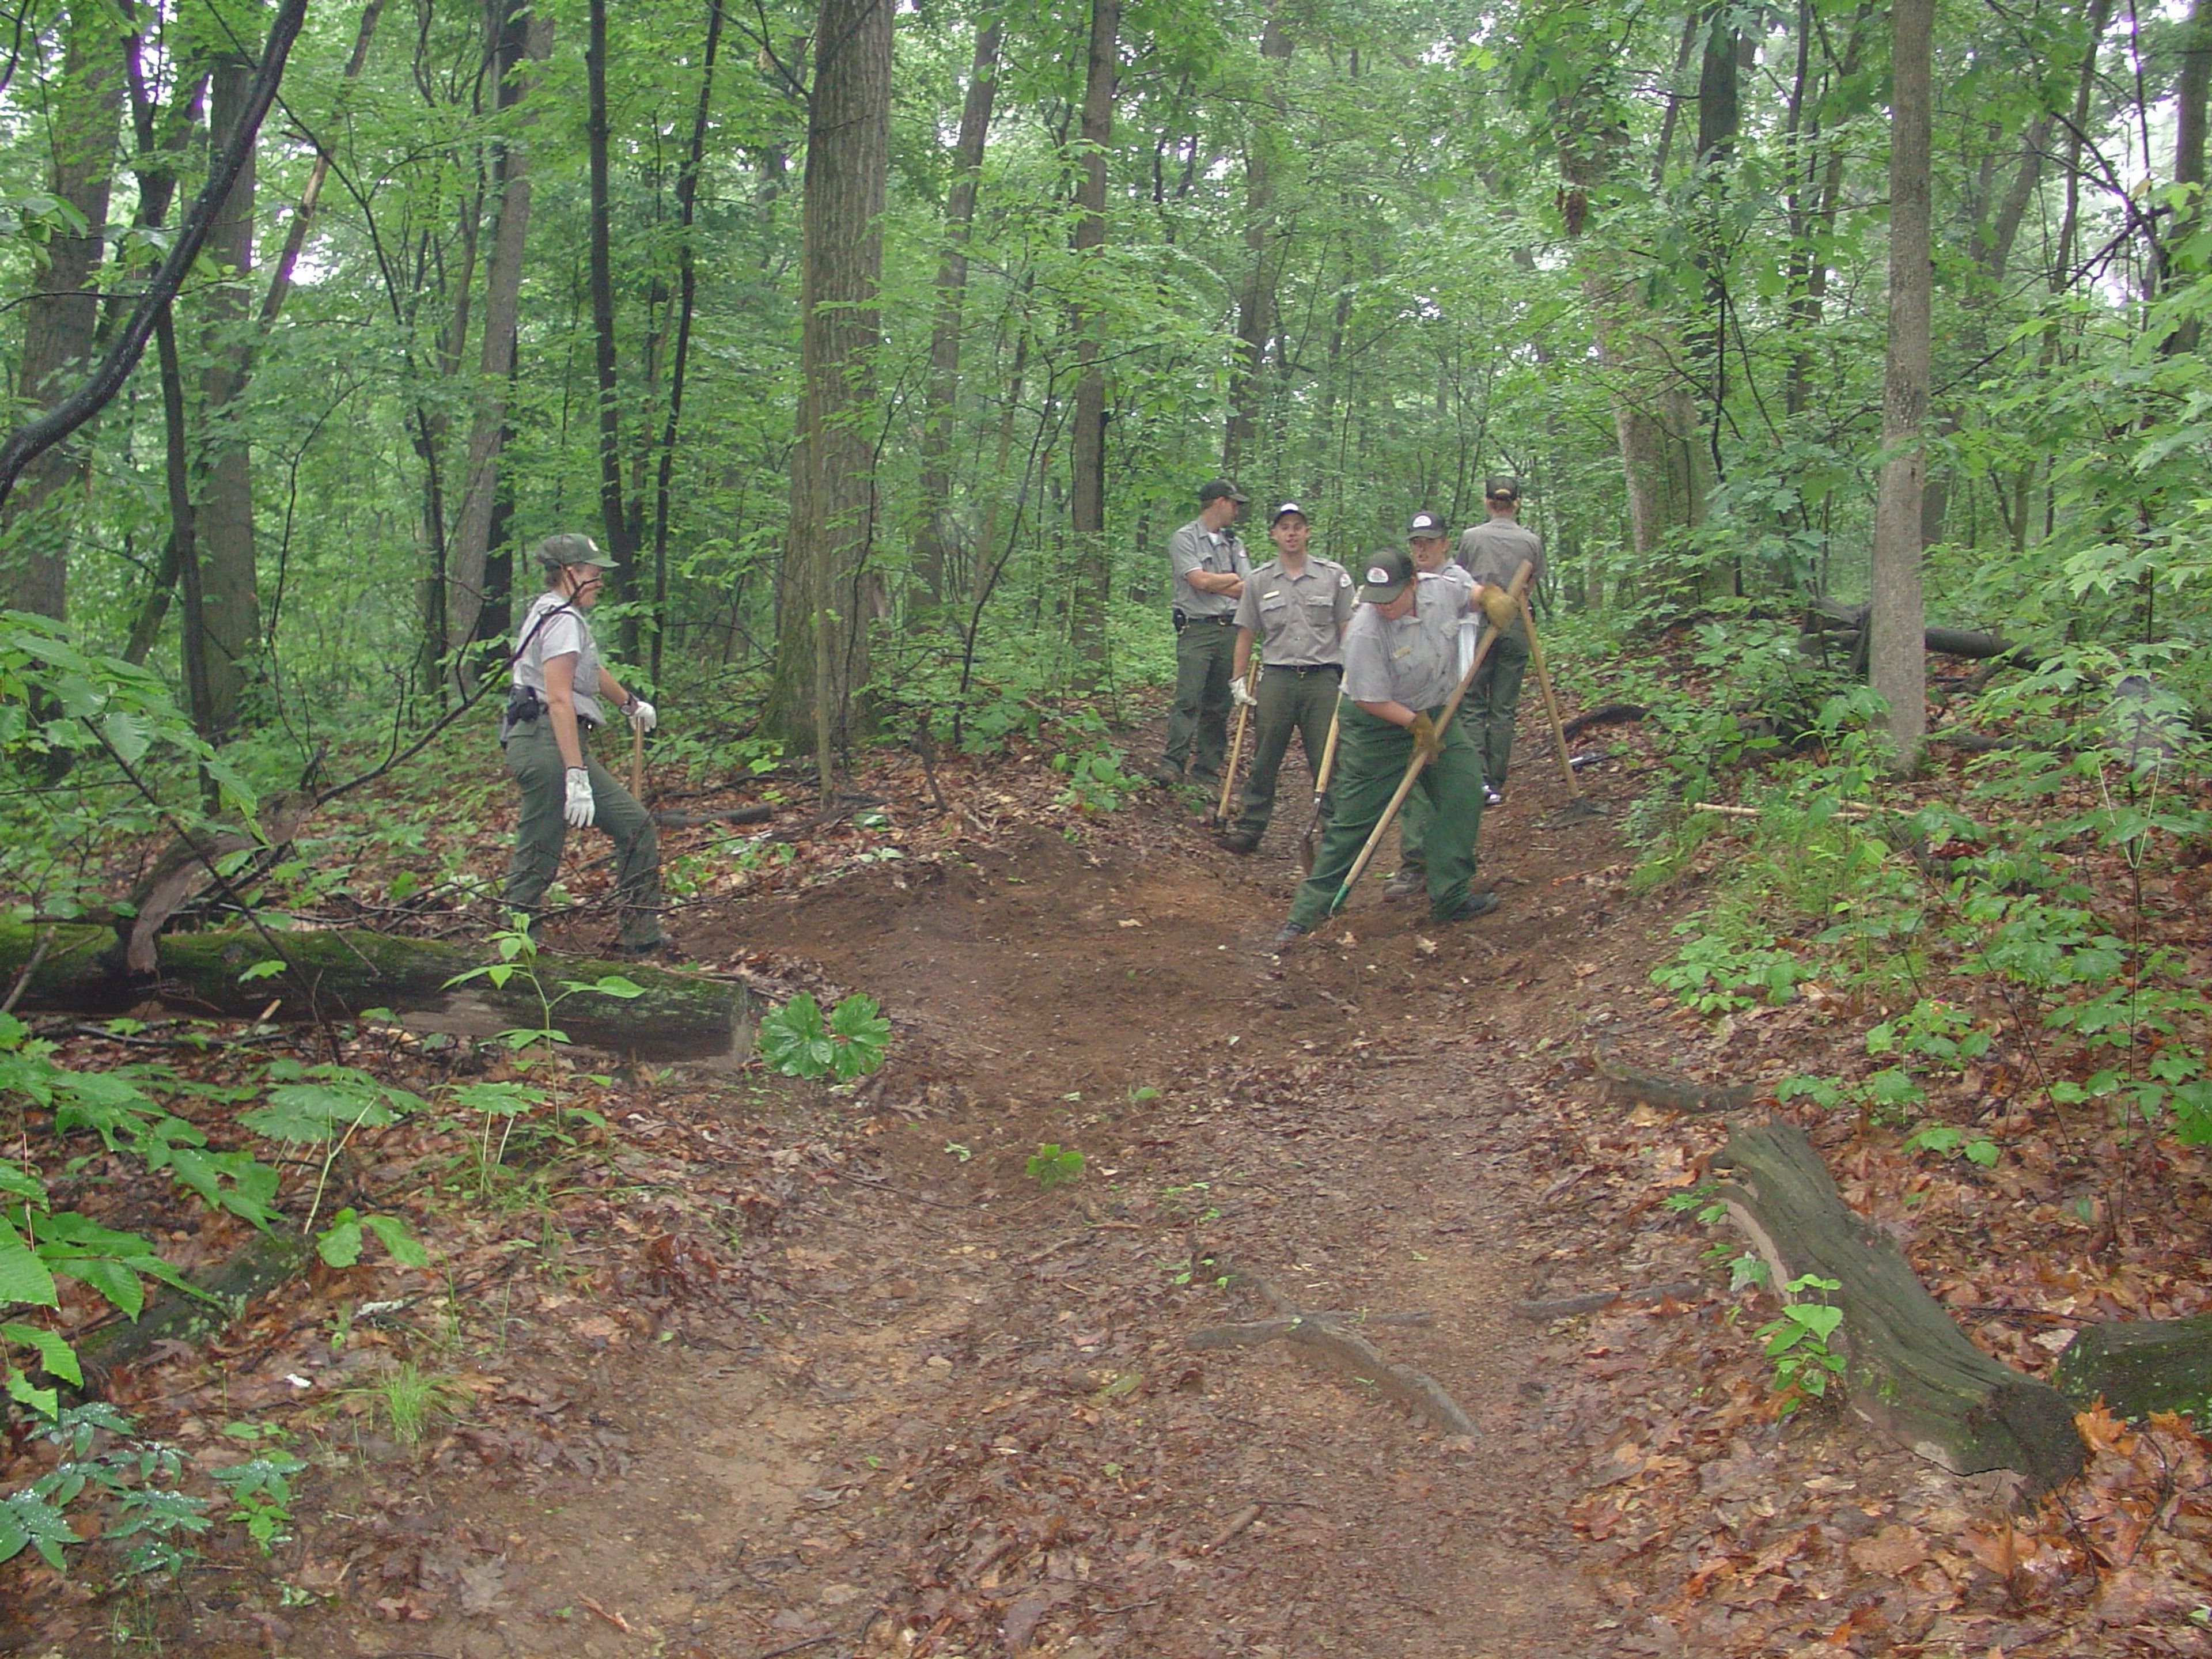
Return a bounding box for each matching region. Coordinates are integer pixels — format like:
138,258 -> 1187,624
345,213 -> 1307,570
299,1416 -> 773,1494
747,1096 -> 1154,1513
1221,501 -> 1353,854
1152,479 -> 1251,792
500,533 -> 668,957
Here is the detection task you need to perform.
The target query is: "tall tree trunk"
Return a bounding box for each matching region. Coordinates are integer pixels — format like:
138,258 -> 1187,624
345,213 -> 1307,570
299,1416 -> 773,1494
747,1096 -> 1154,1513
1872,0 -> 1933,774
1066,0 -> 1118,685
1224,13 -> 1291,475
650,0 -> 725,684
764,0 -> 891,765
2,0 -> 126,619
911,16 -> 1001,616
197,43 -> 264,734
2162,0 -> 2212,353
585,0 -> 638,658
446,6 -> 553,690
155,310 -> 213,739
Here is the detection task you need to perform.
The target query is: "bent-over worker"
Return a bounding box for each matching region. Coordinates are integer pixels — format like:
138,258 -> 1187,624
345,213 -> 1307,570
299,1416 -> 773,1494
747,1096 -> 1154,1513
1221,501 -> 1353,854
1152,479 -> 1252,792
1455,475 -> 1546,804
501,533 -> 668,957
1275,547 -> 1495,949
1389,510 -> 1476,898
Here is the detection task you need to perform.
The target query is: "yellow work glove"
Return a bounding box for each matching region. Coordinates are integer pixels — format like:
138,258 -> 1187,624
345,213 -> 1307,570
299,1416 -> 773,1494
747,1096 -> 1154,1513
1407,712 -> 1443,766
1480,586 -> 1520,632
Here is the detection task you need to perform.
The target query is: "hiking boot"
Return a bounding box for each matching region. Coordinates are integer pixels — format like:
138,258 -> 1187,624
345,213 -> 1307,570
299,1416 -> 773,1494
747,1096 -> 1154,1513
1272,922 -> 1306,951
1384,866 -> 1424,900
1221,829 -> 1261,854
1484,785 -> 1504,806
1149,766 -> 1182,789
1438,892 -> 1499,923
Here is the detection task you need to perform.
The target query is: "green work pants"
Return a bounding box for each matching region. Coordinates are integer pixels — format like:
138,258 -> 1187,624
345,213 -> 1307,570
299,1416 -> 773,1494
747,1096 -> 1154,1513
1159,619 -> 1237,785
1287,701 -> 1486,930
501,718 -> 666,949
1465,621 -> 1531,791
1233,666 -> 1340,841
1395,698 -> 1478,874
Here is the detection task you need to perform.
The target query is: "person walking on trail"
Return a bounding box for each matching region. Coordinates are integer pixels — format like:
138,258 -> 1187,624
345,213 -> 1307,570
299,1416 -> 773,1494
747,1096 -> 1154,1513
1152,479 -> 1252,792
1221,501 -> 1354,854
1455,475 -> 1547,805
1387,511 -> 1476,898
1275,546 -> 1495,950
501,533 -> 668,957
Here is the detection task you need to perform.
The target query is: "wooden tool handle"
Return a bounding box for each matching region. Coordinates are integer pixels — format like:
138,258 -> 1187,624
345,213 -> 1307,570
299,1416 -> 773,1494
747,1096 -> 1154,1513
1518,592 -> 1579,798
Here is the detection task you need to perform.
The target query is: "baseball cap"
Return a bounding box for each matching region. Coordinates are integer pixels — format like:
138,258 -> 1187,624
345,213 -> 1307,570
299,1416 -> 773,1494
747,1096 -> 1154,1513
534,532 -> 617,570
1358,547 -> 1416,604
1271,501 -> 1308,524
1484,475 -> 1521,501
1198,479 -> 1249,505
1407,511 -> 1448,540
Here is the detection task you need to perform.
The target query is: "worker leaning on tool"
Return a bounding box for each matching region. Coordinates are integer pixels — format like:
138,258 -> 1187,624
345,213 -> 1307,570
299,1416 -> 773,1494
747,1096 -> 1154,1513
1388,511 -> 1476,899
1274,547 -> 1496,950
1455,475 -> 1547,805
1152,479 -> 1252,793
1220,501 -> 1354,855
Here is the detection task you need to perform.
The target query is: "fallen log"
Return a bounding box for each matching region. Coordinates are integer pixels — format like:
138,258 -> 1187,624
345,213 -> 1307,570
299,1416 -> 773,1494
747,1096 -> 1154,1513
0,920 -> 755,1064
1560,702 -> 1647,738
2054,1313 -> 2212,1422
1593,1037 -> 1760,1115
75,1228 -> 312,1386
1711,1122 -> 2084,1490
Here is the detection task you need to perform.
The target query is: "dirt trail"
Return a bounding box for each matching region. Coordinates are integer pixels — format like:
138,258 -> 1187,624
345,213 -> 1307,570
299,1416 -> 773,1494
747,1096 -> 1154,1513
286,744 -> 1688,1659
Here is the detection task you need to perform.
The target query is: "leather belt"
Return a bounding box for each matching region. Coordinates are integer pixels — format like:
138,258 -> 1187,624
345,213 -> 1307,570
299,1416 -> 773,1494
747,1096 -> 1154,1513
1266,663 -> 1342,675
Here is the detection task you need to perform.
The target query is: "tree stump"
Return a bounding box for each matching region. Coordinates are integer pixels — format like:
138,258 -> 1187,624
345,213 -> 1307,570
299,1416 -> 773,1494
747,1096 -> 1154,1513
1712,1122 -> 2084,1490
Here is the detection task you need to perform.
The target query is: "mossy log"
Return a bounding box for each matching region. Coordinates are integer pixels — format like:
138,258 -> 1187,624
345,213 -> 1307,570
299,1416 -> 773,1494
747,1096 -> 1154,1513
1712,1122 -> 2084,1490
74,1228 -> 312,1385
2054,1314 -> 2212,1422
0,921 -> 755,1063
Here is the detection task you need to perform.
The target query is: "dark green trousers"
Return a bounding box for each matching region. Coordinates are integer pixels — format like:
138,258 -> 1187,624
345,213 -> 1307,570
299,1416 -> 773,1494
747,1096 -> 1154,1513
501,719 -> 666,949
1396,697 -> 1478,874
1159,620 -> 1237,784
1287,702 -> 1486,930
1466,622 -> 1531,790
1233,666 -> 1339,840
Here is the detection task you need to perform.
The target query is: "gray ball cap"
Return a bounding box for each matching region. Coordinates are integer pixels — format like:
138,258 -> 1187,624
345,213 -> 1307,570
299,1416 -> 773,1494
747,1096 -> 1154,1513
1484,475 -> 1522,501
534,532 -> 617,570
1407,511 -> 1448,540
1198,479 -> 1249,505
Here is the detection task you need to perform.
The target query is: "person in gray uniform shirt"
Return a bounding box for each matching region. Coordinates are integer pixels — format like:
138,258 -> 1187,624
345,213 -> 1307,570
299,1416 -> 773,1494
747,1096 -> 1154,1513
500,533 -> 667,956
1454,475 -> 1546,804
1152,479 -> 1251,791
1389,510 -> 1475,896
1276,547 -> 1495,948
1221,501 -> 1353,853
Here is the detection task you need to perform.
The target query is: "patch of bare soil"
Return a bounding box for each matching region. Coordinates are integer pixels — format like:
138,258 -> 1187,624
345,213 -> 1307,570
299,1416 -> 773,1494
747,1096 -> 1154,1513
24,705 -> 2202,1657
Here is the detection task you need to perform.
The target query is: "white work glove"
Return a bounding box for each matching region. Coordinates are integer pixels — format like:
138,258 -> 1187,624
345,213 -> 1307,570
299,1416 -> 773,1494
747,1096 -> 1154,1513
563,767 -> 596,829
1230,677 -> 1257,709
626,697 -> 657,734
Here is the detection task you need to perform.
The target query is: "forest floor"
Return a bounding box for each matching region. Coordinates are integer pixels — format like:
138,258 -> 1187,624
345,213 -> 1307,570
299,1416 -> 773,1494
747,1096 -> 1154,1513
6,686 -> 2210,1658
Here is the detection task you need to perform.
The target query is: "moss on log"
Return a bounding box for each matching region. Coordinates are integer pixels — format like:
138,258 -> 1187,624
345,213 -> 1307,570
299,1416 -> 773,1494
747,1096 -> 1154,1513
75,1228 -> 312,1385
1713,1122 -> 2084,1490
0,919 -> 755,1063
2054,1315 -> 2212,1422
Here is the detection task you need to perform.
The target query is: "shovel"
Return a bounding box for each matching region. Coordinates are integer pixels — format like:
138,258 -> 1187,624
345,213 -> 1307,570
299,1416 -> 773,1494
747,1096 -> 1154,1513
1328,560 -> 1533,915
1209,658 -> 1262,827
1294,702 -> 1343,874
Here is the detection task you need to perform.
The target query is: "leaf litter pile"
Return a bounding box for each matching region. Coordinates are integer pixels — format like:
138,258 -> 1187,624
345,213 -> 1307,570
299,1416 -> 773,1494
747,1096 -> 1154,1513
4,692 -> 2210,1656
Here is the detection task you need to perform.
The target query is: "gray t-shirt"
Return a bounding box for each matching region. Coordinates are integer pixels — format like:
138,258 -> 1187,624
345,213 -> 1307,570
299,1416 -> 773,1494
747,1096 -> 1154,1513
1456,516 -> 1545,591
1233,555 -> 1354,666
1168,517 -> 1251,618
512,590 -> 607,728
1340,573 -> 1475,711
